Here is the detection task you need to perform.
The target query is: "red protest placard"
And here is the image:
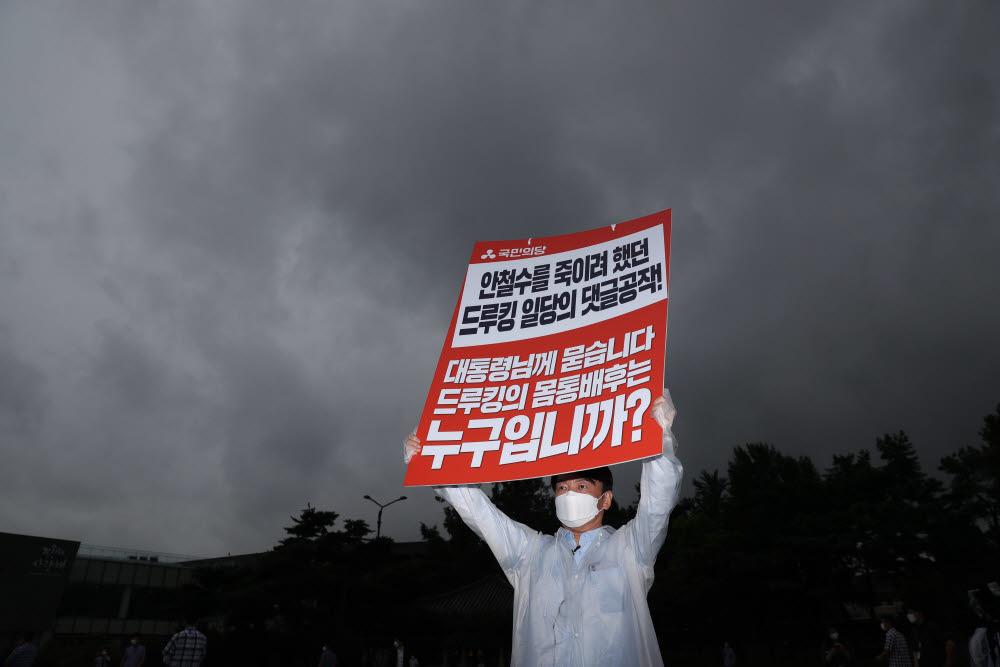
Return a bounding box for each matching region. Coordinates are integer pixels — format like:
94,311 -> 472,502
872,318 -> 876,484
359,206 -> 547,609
405,210 -> 671,486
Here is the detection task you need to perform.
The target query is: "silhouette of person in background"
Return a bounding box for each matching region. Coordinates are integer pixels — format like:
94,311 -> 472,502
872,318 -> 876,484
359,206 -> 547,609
4,632 -> 37,667
318,642 -> 337,667
822,625 -> 853,666
906,603 -> 955,667
722,640 -> 737,666
968,584 -> 1000,667
120,634 -> 145,667
162,617 -> 208,666
876,615 -> 913,666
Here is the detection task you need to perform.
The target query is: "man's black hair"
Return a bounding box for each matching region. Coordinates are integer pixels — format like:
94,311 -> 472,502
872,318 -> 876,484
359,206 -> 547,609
550,467 -> 613,492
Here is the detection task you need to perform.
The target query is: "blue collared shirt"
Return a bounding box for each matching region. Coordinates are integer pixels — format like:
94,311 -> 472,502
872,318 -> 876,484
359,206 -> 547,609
561,526 -> 602,564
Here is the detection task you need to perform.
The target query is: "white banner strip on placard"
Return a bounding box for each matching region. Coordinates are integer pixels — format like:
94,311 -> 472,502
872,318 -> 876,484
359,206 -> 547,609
451,225 -> 667,348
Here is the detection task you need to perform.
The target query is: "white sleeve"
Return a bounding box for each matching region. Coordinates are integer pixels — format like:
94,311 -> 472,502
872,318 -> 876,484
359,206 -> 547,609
435,485 -> 540,576
620,402 -> 684,569
968,628 -> 990,667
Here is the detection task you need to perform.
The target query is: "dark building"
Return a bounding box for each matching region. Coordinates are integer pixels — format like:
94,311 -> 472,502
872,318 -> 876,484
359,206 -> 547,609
54,544 -> 198,638
1,530 -> 211,663
0,531 -> 80,646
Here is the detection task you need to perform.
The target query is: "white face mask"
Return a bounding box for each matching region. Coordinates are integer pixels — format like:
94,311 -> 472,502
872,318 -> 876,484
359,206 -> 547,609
906,613 -> 917,624
829,632 -> 839,640
555,490 -> 605,528
880,622 -> 888,631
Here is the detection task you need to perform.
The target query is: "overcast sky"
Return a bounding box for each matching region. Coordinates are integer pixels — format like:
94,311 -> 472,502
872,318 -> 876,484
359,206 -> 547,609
1,1 -> 997,557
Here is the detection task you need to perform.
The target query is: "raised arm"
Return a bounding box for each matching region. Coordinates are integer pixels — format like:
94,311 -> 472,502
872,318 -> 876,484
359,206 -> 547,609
404,434 -> 539,575
622,390 -> 684,568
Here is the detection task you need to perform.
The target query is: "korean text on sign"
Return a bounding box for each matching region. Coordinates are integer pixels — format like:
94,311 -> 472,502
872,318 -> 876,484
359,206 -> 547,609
407,210 -> 671,486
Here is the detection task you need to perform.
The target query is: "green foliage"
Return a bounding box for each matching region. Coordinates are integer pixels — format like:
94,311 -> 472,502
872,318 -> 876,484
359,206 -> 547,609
876,430 -> 942,501
341,518 -> 374,543
419,521 -> 444,543
651,409 -> 1000,658
941,403 -> 1000,546
691,469 -> 728,519
279,503 -> 340,545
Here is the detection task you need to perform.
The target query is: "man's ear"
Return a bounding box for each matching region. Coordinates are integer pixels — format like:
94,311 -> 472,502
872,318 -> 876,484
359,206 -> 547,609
599,491 -> 613,511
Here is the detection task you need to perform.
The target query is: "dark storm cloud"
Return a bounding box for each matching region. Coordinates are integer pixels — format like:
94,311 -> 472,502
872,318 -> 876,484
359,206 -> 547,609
669,2 -> 1000,468
0,0 -> 997,554
0,343 -> 47,437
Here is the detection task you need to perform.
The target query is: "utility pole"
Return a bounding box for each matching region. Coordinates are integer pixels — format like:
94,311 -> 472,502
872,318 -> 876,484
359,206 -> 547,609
363,494 -> 407,539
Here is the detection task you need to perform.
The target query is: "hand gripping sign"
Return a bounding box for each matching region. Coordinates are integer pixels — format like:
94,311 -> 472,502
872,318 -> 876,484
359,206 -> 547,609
405,210 -> 671,486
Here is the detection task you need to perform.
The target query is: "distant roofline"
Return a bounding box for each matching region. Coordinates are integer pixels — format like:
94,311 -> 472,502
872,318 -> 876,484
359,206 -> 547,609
68,539 -> 431,565
77,543 -> 206,564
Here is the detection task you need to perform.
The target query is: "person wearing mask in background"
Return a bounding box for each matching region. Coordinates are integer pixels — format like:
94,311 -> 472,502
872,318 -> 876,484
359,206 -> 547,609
822,625 -> 853,666
907,604 -> 955,667
403,391 -> 683,667
121,634 -> 145,667
318,642 -> 337,667
94,647 -> 112,667
876,615 -> 913,667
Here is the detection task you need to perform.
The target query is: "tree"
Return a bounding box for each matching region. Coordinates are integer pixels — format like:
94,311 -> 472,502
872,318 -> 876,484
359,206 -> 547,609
691,469 -> 728,519
279,503 -> 340,545
941,403 -> 1000,546
419,522 -> 445,543
876,430 -> 941,502
726,442 -> 822,540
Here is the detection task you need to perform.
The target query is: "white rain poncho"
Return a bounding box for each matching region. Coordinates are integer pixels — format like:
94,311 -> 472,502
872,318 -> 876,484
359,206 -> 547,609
435,398 -> 683,667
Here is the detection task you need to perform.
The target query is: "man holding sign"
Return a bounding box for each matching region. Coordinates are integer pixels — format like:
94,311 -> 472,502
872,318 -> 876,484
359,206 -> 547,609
404,212 -> 682,666
404,391 -> 681,666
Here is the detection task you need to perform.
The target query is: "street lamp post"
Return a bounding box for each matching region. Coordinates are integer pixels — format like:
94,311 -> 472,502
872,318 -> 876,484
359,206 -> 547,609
363,494 -> 407,539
